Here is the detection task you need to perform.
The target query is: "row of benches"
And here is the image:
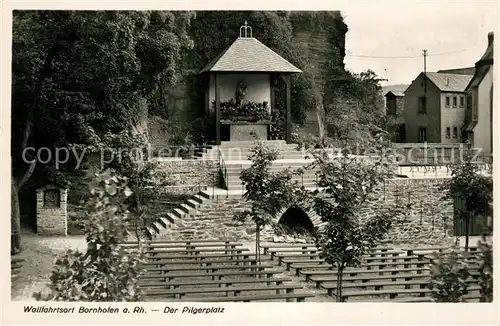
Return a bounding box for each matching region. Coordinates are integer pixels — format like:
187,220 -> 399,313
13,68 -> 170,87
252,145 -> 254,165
261,243 -> 483,302
124,240 -> 314,302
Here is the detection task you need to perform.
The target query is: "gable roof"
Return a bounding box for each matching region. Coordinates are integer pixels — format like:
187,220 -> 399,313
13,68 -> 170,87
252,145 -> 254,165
382,84 -> 409,96
437,67 -> 475,75
199,37 -> 302,74
425,72 -> 473,92
385,90 -> 405,97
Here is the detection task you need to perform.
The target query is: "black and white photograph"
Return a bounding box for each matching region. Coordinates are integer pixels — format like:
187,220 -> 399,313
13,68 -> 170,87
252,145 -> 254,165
5,1 -> 496,317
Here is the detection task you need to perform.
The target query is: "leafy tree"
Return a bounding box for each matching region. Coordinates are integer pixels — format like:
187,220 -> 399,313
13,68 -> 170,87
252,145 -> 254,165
427,249 -> 471,302
34,169 -> 146,301
322,70 -> 387,148
477,237 -> 493,302
306,135 -> 397,302
440,143 -> 493,250
11,11 -> 193,252
234,142 -> 297,263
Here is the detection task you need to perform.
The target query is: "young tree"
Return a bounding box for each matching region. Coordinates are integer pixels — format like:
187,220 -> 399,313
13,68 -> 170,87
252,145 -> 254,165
307,135 -> 397,302
34,169 -> 146,301
440,143 -> 493,250
99,128 -> 173,240
234,142 -> 297,263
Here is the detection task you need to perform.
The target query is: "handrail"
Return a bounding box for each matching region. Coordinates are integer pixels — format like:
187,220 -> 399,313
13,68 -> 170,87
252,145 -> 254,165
218,146 -> 229,198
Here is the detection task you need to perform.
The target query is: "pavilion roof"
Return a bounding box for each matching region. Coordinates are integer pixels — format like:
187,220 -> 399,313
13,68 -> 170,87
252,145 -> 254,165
199,37 -> 302,74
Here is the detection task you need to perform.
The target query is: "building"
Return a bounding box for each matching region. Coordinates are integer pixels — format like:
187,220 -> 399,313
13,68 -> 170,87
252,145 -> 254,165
463,32 -> 494,154
384,89 -> 406,142
403,72 -> 473,143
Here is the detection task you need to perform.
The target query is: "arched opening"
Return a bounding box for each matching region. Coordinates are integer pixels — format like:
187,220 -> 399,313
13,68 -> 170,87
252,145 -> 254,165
277,206 -> 314,236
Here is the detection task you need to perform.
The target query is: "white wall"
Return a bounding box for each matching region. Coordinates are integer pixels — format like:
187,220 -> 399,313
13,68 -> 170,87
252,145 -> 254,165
474,68 -> 493,153
440,92 -> 466,144
208,73 -> 271,112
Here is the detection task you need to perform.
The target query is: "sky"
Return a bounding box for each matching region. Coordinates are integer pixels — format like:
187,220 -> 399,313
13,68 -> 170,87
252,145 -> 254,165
340,1 -> 498,86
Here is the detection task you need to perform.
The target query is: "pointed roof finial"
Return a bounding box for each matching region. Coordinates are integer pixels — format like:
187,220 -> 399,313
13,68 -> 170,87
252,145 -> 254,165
240,21 -> 252,38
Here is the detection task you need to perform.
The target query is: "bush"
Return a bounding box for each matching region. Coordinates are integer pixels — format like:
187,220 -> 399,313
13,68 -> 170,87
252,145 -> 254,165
34,169 -> 146,301
477,238 -> 493,302
428,250 -> 470,302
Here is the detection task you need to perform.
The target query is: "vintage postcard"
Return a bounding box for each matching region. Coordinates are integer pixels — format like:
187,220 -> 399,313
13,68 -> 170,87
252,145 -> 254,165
2,0 -> 498,325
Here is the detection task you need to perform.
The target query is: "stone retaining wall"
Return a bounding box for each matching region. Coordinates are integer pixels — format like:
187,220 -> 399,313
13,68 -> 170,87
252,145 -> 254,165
160,177 -> 456,247
156,159 -> 219,194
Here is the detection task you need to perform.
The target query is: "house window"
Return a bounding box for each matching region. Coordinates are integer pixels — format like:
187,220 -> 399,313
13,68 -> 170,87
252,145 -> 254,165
453,127 -> 458,138
453,96 -> 458,107
445,96 -> 450,107
446,127 -> 451,139
418,97 -> 427,114
418,127 -> 427,142
460,96 -> 465,107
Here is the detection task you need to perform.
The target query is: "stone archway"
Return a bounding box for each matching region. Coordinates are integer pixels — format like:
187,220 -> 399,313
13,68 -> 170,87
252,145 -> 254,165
273,204 -> 325,231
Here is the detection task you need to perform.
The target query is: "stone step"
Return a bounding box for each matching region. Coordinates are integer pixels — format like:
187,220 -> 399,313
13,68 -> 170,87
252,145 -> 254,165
172,208 -> 186,218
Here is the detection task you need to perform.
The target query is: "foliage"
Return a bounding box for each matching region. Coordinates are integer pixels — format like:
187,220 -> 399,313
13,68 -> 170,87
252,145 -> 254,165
11,11 -> 194,252
427,250 -> 471,302
440,143 -> 493,249
100,128 -> 174,239
307,135 -> 397,301
34,169 -> 146,301
234,142 -> 298,262
216,99 -> 271,121
322,70 -> 387,148
477,237 -> 493,302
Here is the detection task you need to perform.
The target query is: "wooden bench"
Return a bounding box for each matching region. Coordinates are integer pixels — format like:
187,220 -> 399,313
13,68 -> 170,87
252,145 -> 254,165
310,272 -> 430,288
177,292 -> 315,302
267,248 -> 321,260
146,263 -> 274,274
261,244 -> 317,255
339,285 -> 482,302
321,279 -> 433,296
140,269 -> 280,282
145,284 -> 304,299
123,240 -> 241,245
141,257 -> 270,267
126,243 -> 244,251
274,253 -> 324,264
291,256 -> 428,276
281,258 -> 326,270
146,247 -> 249,255
299,267 -> 428,281
403,246 -> 479,256
139,276 -> 292,289
145,253 -> 256,261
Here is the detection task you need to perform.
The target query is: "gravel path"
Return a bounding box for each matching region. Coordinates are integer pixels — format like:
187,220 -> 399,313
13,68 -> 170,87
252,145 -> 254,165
11,231 -> 87,301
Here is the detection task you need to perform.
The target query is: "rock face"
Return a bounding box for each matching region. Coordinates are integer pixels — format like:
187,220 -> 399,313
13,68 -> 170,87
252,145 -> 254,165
158,177 -> 456,248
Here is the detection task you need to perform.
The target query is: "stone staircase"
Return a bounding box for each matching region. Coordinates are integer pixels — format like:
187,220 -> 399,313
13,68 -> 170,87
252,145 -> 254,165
145,190 -> 215,239
195,140 -> 319,191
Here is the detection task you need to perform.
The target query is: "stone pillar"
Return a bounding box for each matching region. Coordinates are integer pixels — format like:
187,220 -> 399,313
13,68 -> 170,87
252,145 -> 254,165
36,185 -> 68,236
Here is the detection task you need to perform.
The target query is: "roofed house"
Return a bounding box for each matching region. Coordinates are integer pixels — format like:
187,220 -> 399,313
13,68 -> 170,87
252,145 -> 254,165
463,32 -> 494,154
384,86 -> 407,142
403,71 -> 473,143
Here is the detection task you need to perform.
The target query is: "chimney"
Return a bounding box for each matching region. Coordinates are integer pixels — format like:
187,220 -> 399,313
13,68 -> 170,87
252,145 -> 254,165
488,32 -> 494,46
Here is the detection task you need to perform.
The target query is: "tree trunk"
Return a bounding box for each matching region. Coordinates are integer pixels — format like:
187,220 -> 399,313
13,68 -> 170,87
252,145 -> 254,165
255,223 -> 260,265
336,266 -> 345,302
11,181 -> 21,255
464,216 -> 470,251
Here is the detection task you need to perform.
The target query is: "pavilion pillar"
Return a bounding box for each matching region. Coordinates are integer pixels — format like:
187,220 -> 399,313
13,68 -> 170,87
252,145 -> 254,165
270,73 -> 276,140
214,73 -> 221,145
285,74 -> 292,143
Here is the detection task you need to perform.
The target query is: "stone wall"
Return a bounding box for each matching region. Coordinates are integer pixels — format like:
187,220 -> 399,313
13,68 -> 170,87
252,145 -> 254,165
160,177 -> 456,247
36,185 -> 68,236
156,159 -> 219,195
